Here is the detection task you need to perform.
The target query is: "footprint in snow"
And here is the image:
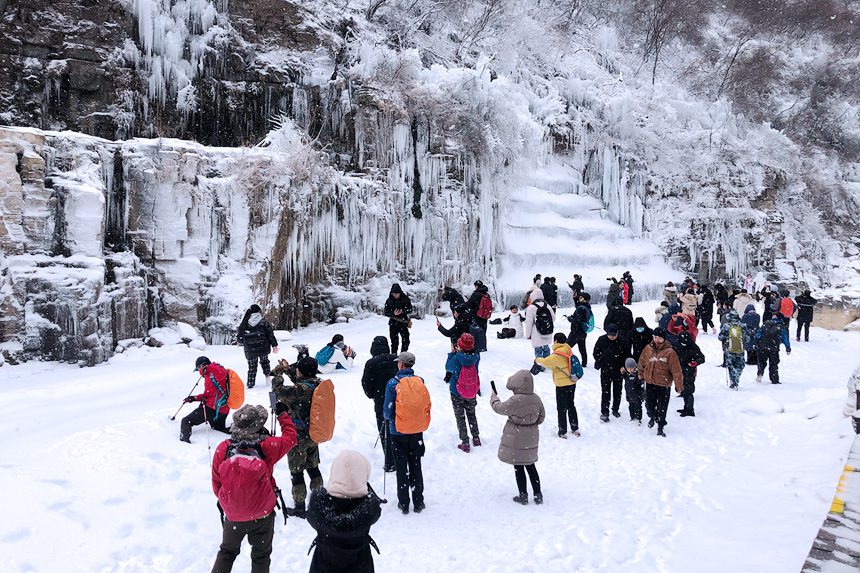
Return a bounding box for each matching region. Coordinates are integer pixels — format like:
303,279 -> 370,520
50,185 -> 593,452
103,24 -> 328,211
0,528 -> 32,543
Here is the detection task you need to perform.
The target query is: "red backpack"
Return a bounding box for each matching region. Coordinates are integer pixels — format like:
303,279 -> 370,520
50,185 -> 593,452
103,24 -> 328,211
456,364 -> 480,399
216,442 -> 275,521
477,293 -> 493,319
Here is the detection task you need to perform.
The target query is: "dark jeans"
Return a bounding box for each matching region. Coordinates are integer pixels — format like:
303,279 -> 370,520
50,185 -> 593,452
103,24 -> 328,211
211,512 -> 275,573
625,377 -> 645,420
472,319 -> 488,352
796,320 -> 811,341
600,372 -> 624,416
246,356 -> 271,387
568,335 -> 588,367
514,464 -> 541,496
450,394 -> 480,442
757,348 -> 780,383
680,371 -> 696,413
390,322 -> 410,355
392,433 -> 425,508
645,384 -> 671,429
180,404 -> 228,441
699,312 -> 714,332
555,385 -> 578,433
374,397 -> 393,469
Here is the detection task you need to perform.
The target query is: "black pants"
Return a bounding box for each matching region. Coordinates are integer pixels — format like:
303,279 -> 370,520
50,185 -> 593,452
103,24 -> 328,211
600,372 -> 624,416
700,312 -> 714,332
757,347 -> 780,383
180,404 -> 228,441
555,385 -> 578,433
472,319 -> 488,352
680,371 -> 696,413
374,397 -> 393,469
450,394 -> 480,442
514,464 -> 541,496
390,322 -> 410,354
645,384 -> 671,430
625,378 -> 645,420
211,512 -> 275,573
796,320 -> 810,341
568,335 -> 587,367
246,356 -> 271,387
746,349 -> 758,365
392,433 -> 425,508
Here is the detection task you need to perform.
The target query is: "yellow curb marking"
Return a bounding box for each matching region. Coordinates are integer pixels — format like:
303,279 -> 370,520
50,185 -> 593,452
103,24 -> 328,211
830,465 -> 857,514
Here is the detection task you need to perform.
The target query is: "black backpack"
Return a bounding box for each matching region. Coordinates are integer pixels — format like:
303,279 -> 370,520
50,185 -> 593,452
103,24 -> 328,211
533,302 -> 554,335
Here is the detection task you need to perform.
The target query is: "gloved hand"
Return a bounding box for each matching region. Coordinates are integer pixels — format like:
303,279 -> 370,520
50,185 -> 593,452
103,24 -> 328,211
689,361 -> 698,367
183,395 -> 197,403
444,371 -> 453,383
275,401 -> 289,416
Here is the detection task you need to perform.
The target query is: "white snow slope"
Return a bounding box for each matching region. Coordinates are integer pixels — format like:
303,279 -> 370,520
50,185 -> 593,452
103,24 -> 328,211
2,300 -> 858,573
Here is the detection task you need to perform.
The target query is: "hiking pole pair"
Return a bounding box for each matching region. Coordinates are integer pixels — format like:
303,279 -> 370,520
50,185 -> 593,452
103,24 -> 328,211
169,376 -> 202,420
269,392 -> 278,436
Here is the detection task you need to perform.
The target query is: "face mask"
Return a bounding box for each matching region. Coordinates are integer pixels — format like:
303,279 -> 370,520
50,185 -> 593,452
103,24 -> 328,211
635,327 -> 644,333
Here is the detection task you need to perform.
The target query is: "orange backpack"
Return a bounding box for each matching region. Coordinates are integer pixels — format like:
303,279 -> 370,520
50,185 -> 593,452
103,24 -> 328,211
308,379 -> 336,443
395,376 -> 432,434
226,369 -> 245,410
779,297 -> 795,318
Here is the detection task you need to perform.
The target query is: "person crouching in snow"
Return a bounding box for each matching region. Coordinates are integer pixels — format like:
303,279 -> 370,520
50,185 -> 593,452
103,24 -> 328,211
623,358 -> 645,423
180,356 -> 231,443
673,332 -> 705,417
535,332 -> 583,438
492,305 -> 524,339
210,404 -> 297,573
445,333 -> 482,452
306,450 -> 384,573
316,334 -> 357,374
490,370 -> 546,505
236,304 -> 279,389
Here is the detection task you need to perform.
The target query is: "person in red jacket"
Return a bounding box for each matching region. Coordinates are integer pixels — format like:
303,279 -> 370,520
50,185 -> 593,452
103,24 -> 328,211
211,403 -> 298,573
180,356 -> 232,443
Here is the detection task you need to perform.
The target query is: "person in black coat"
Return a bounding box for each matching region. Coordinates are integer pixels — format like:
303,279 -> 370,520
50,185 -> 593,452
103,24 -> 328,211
237,304 -> 279,389
568,274 -> 584,300
630,317 -> 653,362
361,336 -> 398,472
604,301 -> 634,340
673,332 -> 705,417
436,304 -> 473,350
466,280 -> 490,352
698,285 -> 716,333
307,450 -> 383,573
592,324 -> 629,421
606,277 -> 621,309
383,284 -> 413,355
794,290 -> 817,342
566,293 -> 593,367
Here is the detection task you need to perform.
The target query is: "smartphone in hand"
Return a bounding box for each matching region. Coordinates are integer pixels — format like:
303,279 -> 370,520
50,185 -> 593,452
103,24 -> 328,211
490,380 -> 497,394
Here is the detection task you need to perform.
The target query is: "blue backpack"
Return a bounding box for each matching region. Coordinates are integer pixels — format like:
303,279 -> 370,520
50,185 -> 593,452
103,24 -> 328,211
553,349 -> 584,382
583,308 -> 595,333
315,345 -> 335,366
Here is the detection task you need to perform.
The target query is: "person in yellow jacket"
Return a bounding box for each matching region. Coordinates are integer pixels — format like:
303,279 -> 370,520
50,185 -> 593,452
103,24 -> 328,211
536,333 -> 584,438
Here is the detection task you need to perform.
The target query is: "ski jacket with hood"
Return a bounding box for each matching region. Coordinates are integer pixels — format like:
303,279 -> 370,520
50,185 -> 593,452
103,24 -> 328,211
795,293 -> 817,323
361,336 -> 398,402
593,334 -> 629,375
437,307 -> 473,346
524,289 -> 555,348
567,302 -> 592,342
674,332 -> 706,377
211,412 -> 297,522
237,313 -> 278,359
630,318 -> 653,361
383,284 -> 413,326
490,370 -> 545,465
637,339 -> 684,392
445,350 -> 481,397
604,304 -> 634,334
196,362 -> 232,416
535,341 -> 579,387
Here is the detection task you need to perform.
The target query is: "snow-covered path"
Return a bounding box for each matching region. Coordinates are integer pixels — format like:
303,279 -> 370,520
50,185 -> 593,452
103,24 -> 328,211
2,301 -> 858,573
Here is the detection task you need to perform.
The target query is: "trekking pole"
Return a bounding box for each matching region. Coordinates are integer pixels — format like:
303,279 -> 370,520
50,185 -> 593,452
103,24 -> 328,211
170,377 -> 202,420
202,405 -> 213,464
383,424 -> 388,496
269,391 -> 278,436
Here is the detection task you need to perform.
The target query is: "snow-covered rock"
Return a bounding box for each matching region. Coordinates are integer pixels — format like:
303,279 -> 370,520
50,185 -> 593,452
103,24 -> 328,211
739,395 -> 786,416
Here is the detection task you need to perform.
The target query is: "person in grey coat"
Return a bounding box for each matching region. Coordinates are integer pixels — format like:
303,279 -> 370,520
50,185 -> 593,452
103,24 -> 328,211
490,369 -> 546,506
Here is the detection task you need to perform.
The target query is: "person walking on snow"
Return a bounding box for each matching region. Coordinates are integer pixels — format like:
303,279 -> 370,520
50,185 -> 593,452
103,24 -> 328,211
630,317 -> 653,362
384,283 -> 413,355
568,274 -> 584,301
566,293 -> 593,367
490,370 -> 545,505
237,304 -> 279,389
180,356 -> 231,443
445,333 -> 482,453
536,332 -> 584,438
273,357 -> 326,518
740,304 -> 760,365
622,271 -> 635,304
679,287 -> 701,317
718,310 -> 747,390
697,285 -> 716,333
524,289 -> 556,374
654,301 -> 670,326
637,327 -> 683,437
604,299 -> 634,341
663,282 -> 678,306
593,324 -> 629,422
361,336 -> 398,472
755,315 -> 791,385
673,332 -> 705,417
794,290 -> 817,342
383,352 -> 430,515
623,358 -> 645,423
306,450 -> 384,573
210,404 -> 298,573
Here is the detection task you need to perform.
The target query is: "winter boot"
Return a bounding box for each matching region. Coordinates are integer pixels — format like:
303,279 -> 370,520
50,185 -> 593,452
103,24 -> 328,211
677,408 -> 685,414
413,501 -> 425,513
286,502 -> 306,519
472,437 -> 482,447
572,429 -> 581,437
247,380 -> 255,389
755,375 -> 763,384
648,418 -> 655,428
512,494 -> 529,505
680,410 -> 695,417
534,494 -> 543,505
557,432 -> 568,439
179,435 -> 191,444
612,410 -> 621,418
600,414 -> 609,423
309,476 -> 324,492
398,503 -> 409,515
657,427 -> 667,437
457,441 -> 471,453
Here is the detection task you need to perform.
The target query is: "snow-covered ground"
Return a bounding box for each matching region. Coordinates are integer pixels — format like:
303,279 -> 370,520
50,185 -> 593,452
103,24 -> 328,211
2,300 -> 858,573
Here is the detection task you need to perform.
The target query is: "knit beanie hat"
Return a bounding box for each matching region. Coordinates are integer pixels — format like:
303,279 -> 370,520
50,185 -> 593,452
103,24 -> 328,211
653,327 -> 667,338
327,450 -> 371,499
457,333 -> 475,351
230,405 -> 268,442
297,357 -> 319,377
625,358 -> 637,369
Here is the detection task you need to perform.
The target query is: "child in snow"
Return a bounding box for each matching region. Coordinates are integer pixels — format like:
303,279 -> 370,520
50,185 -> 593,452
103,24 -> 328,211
445,333 -> 482,452
535,332 -> 583,438
306,450 -> 384,573
623,358 -> 645,423
316,334 -> 357,374
492,305 -> 524,339
490,370 -> 546,505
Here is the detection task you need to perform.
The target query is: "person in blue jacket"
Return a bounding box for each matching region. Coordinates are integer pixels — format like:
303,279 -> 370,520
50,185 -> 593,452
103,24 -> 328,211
445,333 -> 482,453
755,315 -> 791,384
740,304 -> 761,365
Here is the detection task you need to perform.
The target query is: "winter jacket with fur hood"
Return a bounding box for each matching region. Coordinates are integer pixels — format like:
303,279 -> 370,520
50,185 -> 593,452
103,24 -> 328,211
679,292 -> 701,316
490,370 -> 545,465
524,289 -> 555,348
733,293 -> 756,315
637,339 -> 684,392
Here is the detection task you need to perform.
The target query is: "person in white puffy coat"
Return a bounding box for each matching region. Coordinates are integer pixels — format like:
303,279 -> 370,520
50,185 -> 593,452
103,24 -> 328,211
524,289 -> 555,374
843,365 -> 860,433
